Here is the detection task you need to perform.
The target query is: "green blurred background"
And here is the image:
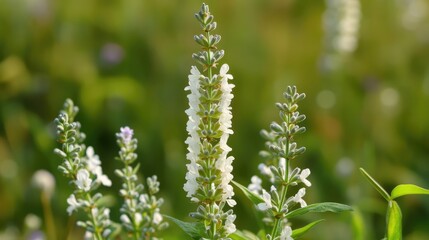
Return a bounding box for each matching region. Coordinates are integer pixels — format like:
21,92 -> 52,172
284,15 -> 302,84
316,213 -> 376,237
1,0 -> 429,239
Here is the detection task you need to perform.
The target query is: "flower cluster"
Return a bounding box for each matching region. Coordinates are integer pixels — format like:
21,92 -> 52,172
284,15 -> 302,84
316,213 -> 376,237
248,86 -> 309,240
183,3 -> 236,239
115,126 -> 168,239
54,99 -> 113,240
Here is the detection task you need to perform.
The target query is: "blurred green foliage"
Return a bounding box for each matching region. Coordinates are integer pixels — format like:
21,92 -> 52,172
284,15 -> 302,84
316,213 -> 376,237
1,0 -> 429,239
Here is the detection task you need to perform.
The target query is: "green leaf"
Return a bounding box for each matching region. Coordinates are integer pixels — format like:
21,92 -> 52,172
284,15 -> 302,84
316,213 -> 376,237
359,168 -> 391,201
230,230 -> 260,240
232,180 -> 264,205
386,201 -> 402,240
390,184 -> 429,200
291,219 -> 324,239
285,202 -> 353,218
164,215 -> 206,240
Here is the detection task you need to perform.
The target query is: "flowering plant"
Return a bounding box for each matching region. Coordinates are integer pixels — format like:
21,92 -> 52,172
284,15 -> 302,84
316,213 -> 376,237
52,3 -> 355,240
54,100 -> 167,239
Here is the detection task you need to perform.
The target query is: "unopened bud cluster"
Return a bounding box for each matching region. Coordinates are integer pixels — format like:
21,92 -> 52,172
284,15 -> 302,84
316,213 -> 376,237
192,3 -> 224,71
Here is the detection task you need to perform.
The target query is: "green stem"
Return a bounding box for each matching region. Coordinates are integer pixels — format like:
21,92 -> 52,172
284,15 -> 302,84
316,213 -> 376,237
41,192 -> 56,240
86,194 -> 103,240
205,29 -> 218,240
122,160 -> 142,240
270,110 -> 291,238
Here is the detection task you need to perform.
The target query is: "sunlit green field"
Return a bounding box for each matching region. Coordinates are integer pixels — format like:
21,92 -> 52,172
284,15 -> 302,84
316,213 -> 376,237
1,0 -> 429,239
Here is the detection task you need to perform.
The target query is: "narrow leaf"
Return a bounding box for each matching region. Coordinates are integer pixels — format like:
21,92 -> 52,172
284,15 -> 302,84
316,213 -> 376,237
391,184 -> 429,200
165,215 -> 206,240
359,168 -> 391,201
386,201 -> 402,240
285,202 -> 353,218
291,219 -> 324,239
232,180 -> 264,205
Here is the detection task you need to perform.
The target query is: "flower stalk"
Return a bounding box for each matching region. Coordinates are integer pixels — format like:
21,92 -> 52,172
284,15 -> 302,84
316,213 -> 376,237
249,86 -> 309,240
184,3 -> 236,239
54,99 -> 112,240
115,126 -> 168,239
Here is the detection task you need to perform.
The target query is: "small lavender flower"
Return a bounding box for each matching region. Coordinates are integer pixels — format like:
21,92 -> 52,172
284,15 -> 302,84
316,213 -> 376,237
184,3 -> 236,238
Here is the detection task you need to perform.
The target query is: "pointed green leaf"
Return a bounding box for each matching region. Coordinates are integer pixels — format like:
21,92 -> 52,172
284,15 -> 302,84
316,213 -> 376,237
291,219 -> 324,239
165,215 -> 205,240
359,168 -> 391,201
230,230 -> 260,240
386,201 -> 402,240
285,202 -> 353,218
232,180 -> 264,205
390,184 -> 429,200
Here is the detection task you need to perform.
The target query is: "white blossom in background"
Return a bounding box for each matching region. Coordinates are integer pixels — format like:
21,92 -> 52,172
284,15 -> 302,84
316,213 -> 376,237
322,0 -> 361,71
324,0 -> 361,53
32,169 -> 55,198
397,0 -> 428,30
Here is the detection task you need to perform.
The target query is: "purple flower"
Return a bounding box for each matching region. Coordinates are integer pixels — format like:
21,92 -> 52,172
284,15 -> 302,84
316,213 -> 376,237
118,126 -> 134,144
